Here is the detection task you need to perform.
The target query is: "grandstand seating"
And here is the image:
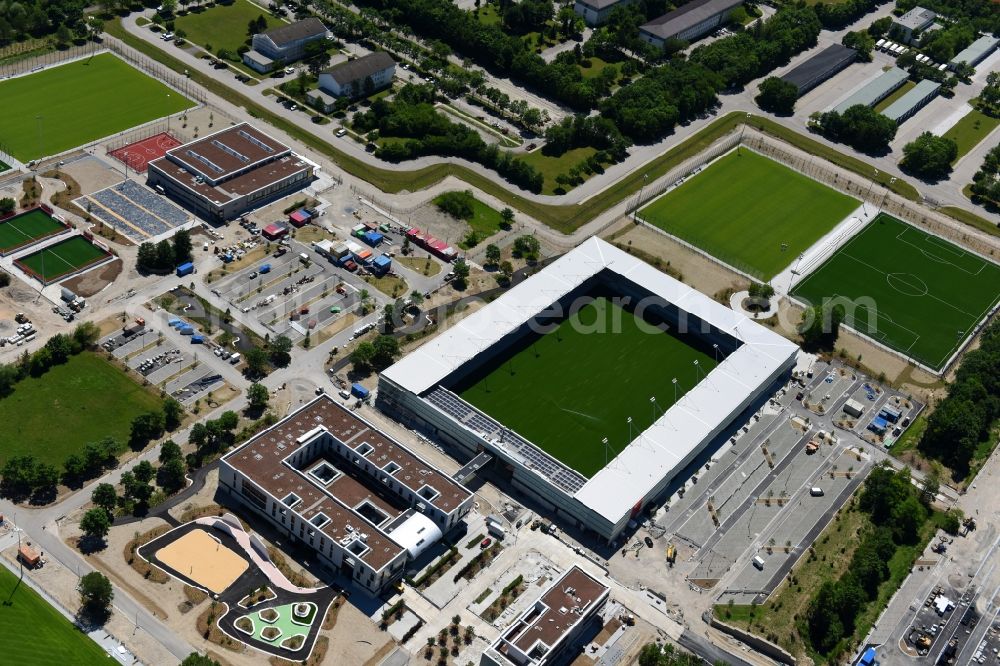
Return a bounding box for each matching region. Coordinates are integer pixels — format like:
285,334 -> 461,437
427,387 -> 587,494
74,180 -> 188,243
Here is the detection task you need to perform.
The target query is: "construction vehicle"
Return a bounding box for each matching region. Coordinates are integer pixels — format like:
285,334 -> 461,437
665,544 -> 677,566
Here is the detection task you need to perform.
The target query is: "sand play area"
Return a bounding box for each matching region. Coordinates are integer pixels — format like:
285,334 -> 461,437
156,528 -> 248,594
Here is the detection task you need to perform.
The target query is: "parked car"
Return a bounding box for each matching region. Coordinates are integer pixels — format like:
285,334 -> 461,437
480,538 -> 492,549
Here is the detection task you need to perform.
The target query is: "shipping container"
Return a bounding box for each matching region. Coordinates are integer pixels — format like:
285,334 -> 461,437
176,262 -> 194,277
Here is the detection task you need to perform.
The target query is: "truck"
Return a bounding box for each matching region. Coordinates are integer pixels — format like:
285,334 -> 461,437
229,352 -> 241,364
486,521 -> 506,539
190,335 -> 205,344
176,262 -> 195,277
259,263 -> 271,274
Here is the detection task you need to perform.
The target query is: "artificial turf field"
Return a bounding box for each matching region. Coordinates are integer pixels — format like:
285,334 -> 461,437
14,236 -> 110,282
0,564 -> 108,666
0,209 -> 65,254
0,52 -> 192,162
790,215 -> 1000,370
457,297 -> 717,477
0,352 -> 163,466
638,150 -> 859,279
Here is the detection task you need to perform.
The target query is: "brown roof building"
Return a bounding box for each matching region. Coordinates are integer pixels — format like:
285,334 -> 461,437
147,123 -> 315,222
483,566 -> 609,666
220,394 -> 474,594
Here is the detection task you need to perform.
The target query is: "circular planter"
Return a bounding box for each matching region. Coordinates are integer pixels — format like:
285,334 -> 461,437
293,603 -> 310,618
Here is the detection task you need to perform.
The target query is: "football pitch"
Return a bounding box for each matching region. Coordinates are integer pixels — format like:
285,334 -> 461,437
0,53 -> 193,161
0,209 -> 66,254
638,150 -> 859,280
0,562 -> 109,665
14,236 -> 110,283
457,297 -> 718,477
791,215 -> 1000,370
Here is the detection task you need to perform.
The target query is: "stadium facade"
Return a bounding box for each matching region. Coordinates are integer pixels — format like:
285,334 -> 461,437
219,395 -> 474,594
377,238 -> 798,542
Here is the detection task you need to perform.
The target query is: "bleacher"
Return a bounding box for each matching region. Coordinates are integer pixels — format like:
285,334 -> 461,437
73,180 -> 189,243
426,387 -> 587,494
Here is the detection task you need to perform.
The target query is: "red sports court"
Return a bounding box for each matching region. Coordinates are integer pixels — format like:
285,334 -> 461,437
108,132 -> 181,173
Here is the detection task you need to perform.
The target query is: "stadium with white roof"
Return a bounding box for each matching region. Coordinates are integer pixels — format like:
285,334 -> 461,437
377,238 -> 798,541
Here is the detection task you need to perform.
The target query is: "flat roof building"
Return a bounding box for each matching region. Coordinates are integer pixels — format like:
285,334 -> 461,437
639,0 -> 744,48
220,395 -> 474,595
481,566 -> 609,666
147,123 -> 315,222
780,44 -> 857,97
949,35 -> 999,70
573,0 -> 637,26
377,237 -> 798,541
892,7 -> 936,44
881,78 -> 940,124
832,67 -> 909,114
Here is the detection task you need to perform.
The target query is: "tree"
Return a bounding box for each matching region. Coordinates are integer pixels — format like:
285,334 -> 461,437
485,244 -> 501,267
512,235 -> 540,261
500,207 -> 515,229
72,321 -> 101,349
371,335 -> 400,370
0,455 -> 38,500
55,22 -> 73,47
157,457 -> 188,493
92,483 -> 118,514
755,77 -> 798,115
136,242 -> 157,272
0,197 -> 15,215
799,302 -> 844,351
172,229 -> 193,265
269,335 -> 292,367
303,39 -> 331,75
159,440 -> 182,464
181,654 -> 221,666
129,411 -> 164,450
352,341 -> 376,373
452,259 -> 470,289
155,239 -> 175,270
244,346 -> 269,378
80,507 -> 112,541
497,260 -> 514,286
901,133 -> 958,180
133,460 -> 155,485
78,571 -> 114,622
247,382 -> 269,410
842,31 -> 874,61
814,105 -> 896,153
162,397 -> 183,431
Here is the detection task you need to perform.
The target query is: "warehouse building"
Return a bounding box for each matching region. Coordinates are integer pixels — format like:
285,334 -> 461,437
242,18 -> 331,73
573,0 -> 637,26
377,237 -> 798,542
147,123 -> 316,223
780,44 -> 857,97
639,0 -> 744,48
882,79 -> 941,124
481,566 -> 609,666
892,6 -> 936,44
949,35 -> 999,71
832,67 -> 909,114
220,395 -> 474,595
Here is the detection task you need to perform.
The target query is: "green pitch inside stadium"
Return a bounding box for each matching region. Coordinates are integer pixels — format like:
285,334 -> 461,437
455,297 -> 718,477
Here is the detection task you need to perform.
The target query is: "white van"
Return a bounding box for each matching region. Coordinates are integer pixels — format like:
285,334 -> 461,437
810,487 -> 824,497
752,555 -> 765,570
336,128 -> 347,137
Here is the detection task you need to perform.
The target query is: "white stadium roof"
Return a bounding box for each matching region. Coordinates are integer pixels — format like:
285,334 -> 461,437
382,237 -> 798,526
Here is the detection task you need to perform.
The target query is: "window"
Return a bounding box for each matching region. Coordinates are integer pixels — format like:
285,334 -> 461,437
242,483 -> 268,510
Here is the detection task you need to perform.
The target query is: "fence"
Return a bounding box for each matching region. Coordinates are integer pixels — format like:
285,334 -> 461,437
0,40 -> 101,80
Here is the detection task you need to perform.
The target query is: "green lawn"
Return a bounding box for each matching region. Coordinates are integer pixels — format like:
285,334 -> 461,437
0,53 -> 193,161
639,150 -> 859,279
0,209 -> 65,254
456,297 -> 718,477
0,564 -> 109,665
0,159 -> 10,173
175,0 -> 285,55
521,146 -> 598,194
15,236 -> 109,282
433,191 -> 506,247
873,80 -> 916,113
579,56 -> 618,80
0,352 -> 163,466
790,214 -> 1000,370
943,105 -> 1000,162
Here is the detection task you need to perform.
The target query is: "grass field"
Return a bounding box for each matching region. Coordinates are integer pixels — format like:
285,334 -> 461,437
873,80 -> 916,113
0,352 -> 163,466
0,209 -> 65,254
175,0 -> 284,56
791,215 -> 1000,370
521,146 -> 599,194
456,297 -> 717,476
14,236 -> 110,282
0,53 -> 192,161
639,151 -> 859,279
433,192 -> 506,247
0,564 -> 109,665
942,105 -> 1000,162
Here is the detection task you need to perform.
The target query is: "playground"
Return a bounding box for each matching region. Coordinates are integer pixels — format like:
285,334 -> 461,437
456,296 -> 719,477
790,214 -> 1000,370
108,132 -> 182,173
638,150 -> 859,280
155,528 -> 248,594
